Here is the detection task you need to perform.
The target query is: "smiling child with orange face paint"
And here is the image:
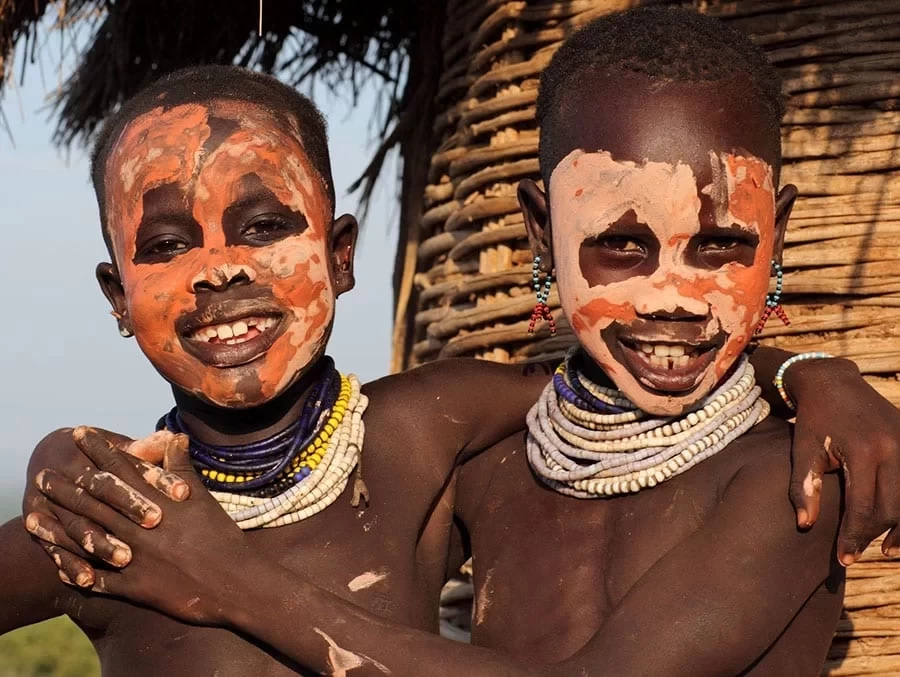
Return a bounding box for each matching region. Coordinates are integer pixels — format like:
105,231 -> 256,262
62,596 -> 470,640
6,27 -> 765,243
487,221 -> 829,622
6,19 -> 900,675
0,66 -> 572,676
102,99 -> 341,408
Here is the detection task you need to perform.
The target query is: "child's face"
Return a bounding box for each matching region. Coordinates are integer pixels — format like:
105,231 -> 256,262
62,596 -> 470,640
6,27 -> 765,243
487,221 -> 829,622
101,100 -> 348,408
539,72 -> 789,415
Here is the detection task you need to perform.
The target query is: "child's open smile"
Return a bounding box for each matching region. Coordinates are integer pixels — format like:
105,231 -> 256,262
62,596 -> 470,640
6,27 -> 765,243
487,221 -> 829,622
99,100 -> 343,408
526,70 -> 796,415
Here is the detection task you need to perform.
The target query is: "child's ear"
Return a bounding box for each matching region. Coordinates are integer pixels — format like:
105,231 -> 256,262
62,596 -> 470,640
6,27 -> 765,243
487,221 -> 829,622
773,183 -> 797,265
96,262 -> 133,338
330,214 -> 359,296
518,179 -> 554,273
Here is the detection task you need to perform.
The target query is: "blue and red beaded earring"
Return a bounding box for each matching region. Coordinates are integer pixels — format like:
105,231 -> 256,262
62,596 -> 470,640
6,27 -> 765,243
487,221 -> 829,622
528,256 -> 557,336
755,259 -> 790,335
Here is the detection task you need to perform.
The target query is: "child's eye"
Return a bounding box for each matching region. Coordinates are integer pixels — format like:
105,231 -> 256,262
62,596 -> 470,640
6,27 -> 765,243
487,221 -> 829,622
602,237 -> 644,253
584,235 -> 646,254
139,237 -> 189,258
243,216 -> 294,242
697,236 -> 749,253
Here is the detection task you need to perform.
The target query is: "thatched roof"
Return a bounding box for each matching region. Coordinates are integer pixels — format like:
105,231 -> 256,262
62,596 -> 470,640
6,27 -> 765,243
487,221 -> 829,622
0,0 -> 424,189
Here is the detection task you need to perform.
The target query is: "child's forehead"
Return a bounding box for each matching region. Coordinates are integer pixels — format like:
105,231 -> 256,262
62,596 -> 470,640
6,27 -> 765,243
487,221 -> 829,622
546,71 -> 778,184
111,99 -> 301,156
551,148 -> 773,191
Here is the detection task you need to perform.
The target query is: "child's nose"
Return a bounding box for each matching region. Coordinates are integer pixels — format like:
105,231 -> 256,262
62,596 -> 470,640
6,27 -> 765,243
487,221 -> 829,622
191,263 -> 257,293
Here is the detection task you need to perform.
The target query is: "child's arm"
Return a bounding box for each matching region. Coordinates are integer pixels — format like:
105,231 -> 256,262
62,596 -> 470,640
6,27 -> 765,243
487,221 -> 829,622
748,347 -> 900,562
23,350 -> 900,579
29,428 -> 841,677
0,518 -> 76,635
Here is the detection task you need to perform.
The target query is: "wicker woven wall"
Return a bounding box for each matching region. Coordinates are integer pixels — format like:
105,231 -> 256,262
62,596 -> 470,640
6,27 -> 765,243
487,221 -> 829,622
407,1 -> 900,673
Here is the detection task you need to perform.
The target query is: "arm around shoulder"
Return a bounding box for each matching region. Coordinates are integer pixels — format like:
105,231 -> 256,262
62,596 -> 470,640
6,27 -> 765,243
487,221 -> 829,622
369,358 -> 552,466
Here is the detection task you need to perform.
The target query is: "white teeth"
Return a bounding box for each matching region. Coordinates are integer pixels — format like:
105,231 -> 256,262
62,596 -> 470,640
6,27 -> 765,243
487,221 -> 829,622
636,343 -> 697,370
190,316 -> 279,343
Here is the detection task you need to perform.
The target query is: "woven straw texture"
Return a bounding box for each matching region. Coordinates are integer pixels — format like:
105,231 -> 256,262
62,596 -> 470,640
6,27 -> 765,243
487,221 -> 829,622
409,2 -> 900,673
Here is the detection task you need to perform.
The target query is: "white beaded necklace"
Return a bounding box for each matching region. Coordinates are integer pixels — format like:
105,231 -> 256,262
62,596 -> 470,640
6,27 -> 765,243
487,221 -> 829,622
526,351 -> 769,498
212,374 -> 369,529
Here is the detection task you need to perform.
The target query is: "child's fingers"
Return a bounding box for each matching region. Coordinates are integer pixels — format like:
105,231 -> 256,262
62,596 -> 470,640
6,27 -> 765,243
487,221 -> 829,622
79,426 -> 190,505
36,469 -> 136,563
29,500 -> 133,569
24,510 -> 89,558
126,430 -> 176,464
136,459 -> 190,502
45,544 -> 96,588
49,433 -> 164,527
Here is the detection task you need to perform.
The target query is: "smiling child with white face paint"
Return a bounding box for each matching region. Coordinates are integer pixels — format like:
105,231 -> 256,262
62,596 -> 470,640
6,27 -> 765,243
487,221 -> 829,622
549,148 -> 782,415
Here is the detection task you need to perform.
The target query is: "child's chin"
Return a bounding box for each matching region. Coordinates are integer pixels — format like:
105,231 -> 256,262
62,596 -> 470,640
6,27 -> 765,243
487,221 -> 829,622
617,373 -> 714,418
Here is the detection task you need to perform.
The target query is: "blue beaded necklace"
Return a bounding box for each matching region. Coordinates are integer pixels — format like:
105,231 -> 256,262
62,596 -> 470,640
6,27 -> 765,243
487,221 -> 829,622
553,351 -> 629,414
157,357 -> 340,498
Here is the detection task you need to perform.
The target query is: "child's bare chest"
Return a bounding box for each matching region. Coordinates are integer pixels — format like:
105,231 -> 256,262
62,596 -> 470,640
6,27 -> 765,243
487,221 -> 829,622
86,499 -> 428,676
463,441 -> 738,663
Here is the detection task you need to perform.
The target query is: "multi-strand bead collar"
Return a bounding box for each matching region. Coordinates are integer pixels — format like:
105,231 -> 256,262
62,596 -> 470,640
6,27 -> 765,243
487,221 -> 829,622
159,357 -> 369,529
526,349 -> 769,498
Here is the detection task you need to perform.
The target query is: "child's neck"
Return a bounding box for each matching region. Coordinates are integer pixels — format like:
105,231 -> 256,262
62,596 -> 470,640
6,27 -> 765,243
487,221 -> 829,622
170,355 -> 331,447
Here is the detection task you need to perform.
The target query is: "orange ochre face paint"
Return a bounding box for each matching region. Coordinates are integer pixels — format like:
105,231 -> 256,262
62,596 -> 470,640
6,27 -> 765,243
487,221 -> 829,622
104,100 -> 335,407
548,149 -> 776,415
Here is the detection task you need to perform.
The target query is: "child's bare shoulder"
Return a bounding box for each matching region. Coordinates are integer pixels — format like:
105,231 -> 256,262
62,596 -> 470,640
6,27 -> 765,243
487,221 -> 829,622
359,358 -> 555,476
362,358 -> 556,399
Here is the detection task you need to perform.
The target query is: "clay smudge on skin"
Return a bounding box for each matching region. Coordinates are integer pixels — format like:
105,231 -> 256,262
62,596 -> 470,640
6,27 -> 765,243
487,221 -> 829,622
104,99 -> 336,408
24,516 -> 59,545
87,471 -> 161,521
474,567 -> 495,626
347,569 -> 390,592
314,628 -> 391,676
548,148 -> 776,415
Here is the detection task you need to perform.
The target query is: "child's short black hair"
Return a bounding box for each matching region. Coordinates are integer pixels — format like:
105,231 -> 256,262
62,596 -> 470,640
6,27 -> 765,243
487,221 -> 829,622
536,7 -> 785,183
91,65 -> 335,254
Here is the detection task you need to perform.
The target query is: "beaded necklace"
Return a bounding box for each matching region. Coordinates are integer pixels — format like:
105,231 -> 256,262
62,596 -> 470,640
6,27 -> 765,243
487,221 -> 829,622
526,349 -> 769,498
159,357 -> 369,529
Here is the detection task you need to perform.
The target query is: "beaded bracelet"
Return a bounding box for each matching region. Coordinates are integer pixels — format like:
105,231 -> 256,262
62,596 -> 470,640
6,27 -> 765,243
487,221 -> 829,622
774,351 -> 834,411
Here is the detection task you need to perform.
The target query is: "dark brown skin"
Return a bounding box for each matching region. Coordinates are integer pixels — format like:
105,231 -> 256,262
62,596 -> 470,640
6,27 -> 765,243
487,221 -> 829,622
451,419 -> 844,676
7,417 -> 844,677
10,69 -> 900,673
2,357 -> 552,676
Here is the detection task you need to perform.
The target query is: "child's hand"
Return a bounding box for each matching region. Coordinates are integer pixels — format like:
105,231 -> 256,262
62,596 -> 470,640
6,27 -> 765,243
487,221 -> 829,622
32,427 -> 249,626
22,426 -> 189,586
786,358 -> 900,564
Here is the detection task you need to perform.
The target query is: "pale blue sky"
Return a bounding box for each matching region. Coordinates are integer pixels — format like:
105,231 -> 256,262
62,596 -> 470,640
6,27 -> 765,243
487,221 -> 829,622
0,38 -> 398,518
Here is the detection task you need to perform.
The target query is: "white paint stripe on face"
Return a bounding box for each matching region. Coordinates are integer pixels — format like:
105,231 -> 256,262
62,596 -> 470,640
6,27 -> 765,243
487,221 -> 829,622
547,148 -> 776,415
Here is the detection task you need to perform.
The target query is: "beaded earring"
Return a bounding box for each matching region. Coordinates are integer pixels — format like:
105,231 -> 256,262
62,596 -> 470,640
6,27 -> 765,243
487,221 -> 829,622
755,260 -> 790,334
528,256 -> 557,336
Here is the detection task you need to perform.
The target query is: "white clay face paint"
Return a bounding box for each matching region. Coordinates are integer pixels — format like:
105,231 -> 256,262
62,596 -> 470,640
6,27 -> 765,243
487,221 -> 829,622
548,149 -> 776,415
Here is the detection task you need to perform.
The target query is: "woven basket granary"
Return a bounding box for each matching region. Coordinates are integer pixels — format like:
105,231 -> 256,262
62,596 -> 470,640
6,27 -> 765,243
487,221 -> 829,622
404,1 -> 900,673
